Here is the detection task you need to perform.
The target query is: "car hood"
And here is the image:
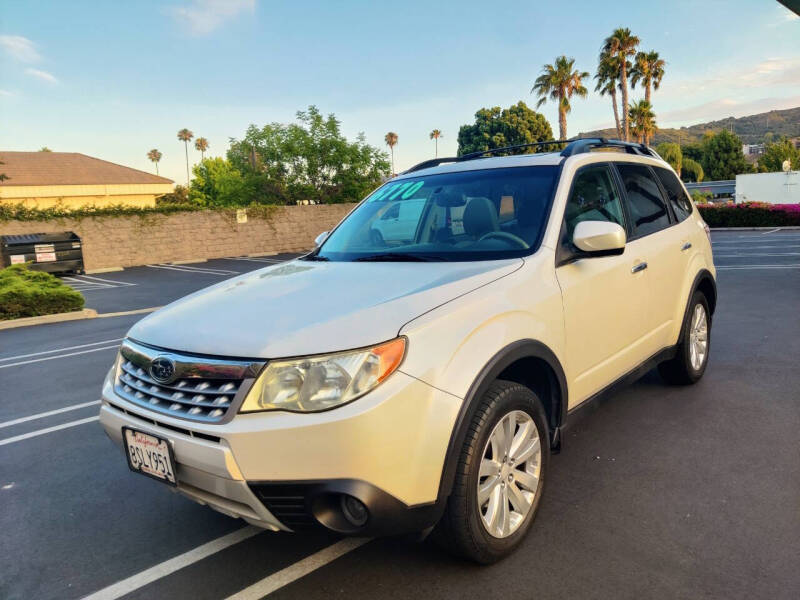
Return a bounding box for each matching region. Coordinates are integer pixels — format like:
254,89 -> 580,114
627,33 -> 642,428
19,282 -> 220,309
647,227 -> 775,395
128,258 -> 523,358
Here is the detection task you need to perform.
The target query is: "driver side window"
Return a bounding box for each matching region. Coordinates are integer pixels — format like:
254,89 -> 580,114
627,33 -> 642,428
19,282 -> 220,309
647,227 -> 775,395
563,165 -> 625,244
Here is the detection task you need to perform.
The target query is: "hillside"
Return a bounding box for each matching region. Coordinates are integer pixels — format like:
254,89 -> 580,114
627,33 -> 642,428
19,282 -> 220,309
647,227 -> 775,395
578,106 -> 800,145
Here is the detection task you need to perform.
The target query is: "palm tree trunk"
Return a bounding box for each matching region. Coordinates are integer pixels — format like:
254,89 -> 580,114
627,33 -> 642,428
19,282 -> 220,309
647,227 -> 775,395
435,138 -> 438,158
391,147 -> 395,175
558,95 -> 567,140
620,62 -> 630,141
184,141 -> 190,185
645,83 -> 651,105
155,163 -> 159,175
610,89 -> 622,139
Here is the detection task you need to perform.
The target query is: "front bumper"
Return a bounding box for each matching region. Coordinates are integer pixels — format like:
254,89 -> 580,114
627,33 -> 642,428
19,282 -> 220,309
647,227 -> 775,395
100,368 -> 462,533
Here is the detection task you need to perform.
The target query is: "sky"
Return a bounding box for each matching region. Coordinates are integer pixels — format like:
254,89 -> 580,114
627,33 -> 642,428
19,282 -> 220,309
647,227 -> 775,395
1,0 -> 799,185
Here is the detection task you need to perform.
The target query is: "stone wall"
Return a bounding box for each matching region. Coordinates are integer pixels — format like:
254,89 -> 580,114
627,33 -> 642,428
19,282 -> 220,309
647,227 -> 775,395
0,204 -> 356,271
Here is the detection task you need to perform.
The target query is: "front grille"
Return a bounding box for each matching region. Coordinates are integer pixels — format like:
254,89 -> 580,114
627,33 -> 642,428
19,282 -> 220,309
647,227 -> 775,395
114,339 -> 265,423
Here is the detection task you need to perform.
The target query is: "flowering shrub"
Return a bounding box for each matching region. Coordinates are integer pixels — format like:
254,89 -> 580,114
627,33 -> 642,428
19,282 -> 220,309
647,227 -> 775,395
697,202 -> 800,228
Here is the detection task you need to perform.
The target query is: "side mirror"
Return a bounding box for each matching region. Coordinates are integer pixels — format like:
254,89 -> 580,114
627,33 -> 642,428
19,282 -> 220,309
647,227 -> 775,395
572,221 -> 626,255
314,231 -> 329,247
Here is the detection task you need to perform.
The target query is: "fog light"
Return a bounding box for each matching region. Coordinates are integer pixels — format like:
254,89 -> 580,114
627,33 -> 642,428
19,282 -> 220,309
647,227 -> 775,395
340,495 -> 368,527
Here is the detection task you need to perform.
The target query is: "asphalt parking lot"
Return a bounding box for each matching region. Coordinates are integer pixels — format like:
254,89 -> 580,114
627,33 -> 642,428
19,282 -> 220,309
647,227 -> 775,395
1,232 -> 799,600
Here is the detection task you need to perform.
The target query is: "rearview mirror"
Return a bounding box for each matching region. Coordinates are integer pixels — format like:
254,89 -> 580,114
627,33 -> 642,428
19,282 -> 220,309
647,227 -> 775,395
314,231 -> 329,247
572,221 -> 626,255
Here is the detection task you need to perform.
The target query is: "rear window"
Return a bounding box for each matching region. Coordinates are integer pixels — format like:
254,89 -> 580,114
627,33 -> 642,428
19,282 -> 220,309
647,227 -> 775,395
653,167 -> 693,221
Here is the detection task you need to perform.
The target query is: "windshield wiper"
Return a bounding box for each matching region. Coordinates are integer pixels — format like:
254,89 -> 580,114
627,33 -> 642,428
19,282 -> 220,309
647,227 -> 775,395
354,252 -> 443,262
301,254 -> 329,261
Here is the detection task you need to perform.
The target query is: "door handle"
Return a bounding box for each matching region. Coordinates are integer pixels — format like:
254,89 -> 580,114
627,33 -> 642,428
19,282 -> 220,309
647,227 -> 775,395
631,262 -> 648,274
681,242 -> 692,251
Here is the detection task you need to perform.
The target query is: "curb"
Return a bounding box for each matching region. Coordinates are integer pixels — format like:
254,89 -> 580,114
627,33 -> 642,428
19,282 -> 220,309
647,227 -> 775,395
0,308 -> 98,330
0,306 -> 161,330
711,226 -> 800,231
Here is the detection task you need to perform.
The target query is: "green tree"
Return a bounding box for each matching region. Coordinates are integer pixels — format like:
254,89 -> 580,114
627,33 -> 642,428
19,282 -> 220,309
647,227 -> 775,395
759,137 -> 800,172
700,130 -> 751,180
602,27 -> 640,141
147,149 -> 163,175
385,132 -> 398,174
194,137 -> 209,161
228,106 -> 390,204
681,158 -> 704,183
189,158 -> 251,206
629,99 -> 656,145
531,55 -> 589,140
177,128 -> 194,185
429,129 -> 442,157
656,142 -> 682,175
457,101 -> 554,156
630,50 -> 665,105
595,53 -> 622,139
39,147 -> 52,152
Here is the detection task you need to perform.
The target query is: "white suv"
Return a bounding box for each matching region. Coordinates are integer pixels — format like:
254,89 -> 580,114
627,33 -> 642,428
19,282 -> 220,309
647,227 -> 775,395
99,138 -> 716,563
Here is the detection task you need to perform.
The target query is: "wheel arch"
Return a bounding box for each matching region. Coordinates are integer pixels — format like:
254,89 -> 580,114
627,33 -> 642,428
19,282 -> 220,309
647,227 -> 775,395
694,269 -> 717,315
436,339 -> 567,504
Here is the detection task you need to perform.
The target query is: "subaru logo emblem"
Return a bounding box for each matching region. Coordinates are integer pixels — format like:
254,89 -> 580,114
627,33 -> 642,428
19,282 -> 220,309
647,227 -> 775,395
149,356 -> 176,383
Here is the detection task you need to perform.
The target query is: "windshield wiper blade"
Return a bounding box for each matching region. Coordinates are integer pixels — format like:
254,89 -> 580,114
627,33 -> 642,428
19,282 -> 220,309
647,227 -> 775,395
301,254 -> 329,261
354,253 -> 442,262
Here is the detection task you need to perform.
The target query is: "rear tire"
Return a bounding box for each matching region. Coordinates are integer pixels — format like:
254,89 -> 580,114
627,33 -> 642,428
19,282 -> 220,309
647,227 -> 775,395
434,380 -> 549,563
659,291 -> 711,385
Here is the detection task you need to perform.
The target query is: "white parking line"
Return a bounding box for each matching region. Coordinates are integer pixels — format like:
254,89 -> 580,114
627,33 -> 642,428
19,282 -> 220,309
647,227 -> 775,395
226,537 -> 371,600
0,345 -> 120,369
225,257 -> 288,264
761,228 -> 781,235
0,338 -> 124,362
713,244 -> 800,250
714,252 -> 800,257
0,416 -> 99,446
713,239 -> 800,244
82,527 -> 262,600
146,264 -> 239,275
717,264 -> 800,270
61,275 -> 136,291
0,400 -> 101,429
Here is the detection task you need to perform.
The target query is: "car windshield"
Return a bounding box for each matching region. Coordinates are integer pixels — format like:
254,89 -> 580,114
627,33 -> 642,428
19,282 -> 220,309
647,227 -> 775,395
310,166 -> 559,262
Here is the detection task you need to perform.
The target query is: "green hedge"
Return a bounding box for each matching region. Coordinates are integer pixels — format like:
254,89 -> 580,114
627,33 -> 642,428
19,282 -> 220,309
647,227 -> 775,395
0,264 -> 85,320
0,202 -> 205,222
697,203 -> 800,228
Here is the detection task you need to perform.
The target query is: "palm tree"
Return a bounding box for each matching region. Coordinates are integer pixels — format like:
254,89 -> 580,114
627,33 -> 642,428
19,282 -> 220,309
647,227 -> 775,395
531,55 -> 589,141
595,54 -> 622,139
630,50 -> 665,105
147,149 -> 163,175
429,129 -> 442,157
629,100 -> 656,145
194,137 -> 209,161
177,128 -> 194,185
602,27 -> 640,141
385,132 -> 398,174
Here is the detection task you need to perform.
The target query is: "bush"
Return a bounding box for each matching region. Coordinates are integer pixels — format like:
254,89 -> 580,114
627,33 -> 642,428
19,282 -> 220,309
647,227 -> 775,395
697,202 -> 800,228
0,264 -> 85,320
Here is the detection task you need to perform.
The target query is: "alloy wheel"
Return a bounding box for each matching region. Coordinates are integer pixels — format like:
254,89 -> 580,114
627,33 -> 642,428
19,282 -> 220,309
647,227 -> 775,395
477,410 -> 541,538
688,303 -> 708,371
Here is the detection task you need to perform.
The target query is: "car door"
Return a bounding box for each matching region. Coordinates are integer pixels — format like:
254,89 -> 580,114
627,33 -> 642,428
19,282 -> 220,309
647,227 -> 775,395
615,163 -> 685,349
555,163 -> 654,406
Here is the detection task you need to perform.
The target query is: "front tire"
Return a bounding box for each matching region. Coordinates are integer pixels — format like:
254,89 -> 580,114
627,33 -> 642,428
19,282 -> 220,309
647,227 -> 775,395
659,291 -> 711,385
435,380 -> 549,563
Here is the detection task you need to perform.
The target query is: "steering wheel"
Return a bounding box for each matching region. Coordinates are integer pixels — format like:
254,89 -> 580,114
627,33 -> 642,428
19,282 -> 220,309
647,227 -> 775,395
478,231 -> 528,249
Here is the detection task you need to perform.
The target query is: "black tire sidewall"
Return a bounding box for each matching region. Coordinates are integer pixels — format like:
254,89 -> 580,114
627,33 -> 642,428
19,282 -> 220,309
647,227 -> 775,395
680,292 -> 711,381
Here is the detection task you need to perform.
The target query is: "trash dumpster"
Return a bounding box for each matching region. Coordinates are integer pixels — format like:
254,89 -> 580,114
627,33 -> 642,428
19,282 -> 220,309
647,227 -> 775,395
0,232 -> 84,273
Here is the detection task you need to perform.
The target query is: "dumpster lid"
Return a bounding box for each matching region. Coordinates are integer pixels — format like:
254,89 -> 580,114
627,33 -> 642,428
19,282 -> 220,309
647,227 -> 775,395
1,232 -> 81,246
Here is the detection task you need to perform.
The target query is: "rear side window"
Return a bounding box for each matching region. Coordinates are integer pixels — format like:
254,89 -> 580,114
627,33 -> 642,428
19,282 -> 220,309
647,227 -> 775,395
616,164 -> 671,237
563,164 -> 625,241
653,167 -> 693,221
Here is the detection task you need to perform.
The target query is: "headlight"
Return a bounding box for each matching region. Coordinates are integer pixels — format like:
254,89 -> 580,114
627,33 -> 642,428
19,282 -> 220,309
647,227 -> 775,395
240,338 -> 406,413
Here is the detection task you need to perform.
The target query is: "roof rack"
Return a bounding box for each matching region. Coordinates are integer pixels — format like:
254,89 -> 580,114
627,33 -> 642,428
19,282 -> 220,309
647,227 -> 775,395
560,137 -> 661,158
402,137 -> 660,174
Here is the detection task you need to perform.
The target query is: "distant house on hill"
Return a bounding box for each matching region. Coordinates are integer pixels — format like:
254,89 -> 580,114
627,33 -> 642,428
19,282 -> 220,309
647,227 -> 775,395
0,151 -> 173,209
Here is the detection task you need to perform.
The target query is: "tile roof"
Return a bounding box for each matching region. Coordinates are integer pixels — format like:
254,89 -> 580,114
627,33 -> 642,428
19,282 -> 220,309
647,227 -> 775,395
0,151 -> 174,186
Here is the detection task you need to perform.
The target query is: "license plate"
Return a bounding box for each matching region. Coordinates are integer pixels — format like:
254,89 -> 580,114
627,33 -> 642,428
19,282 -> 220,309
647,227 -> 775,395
122,427 -> 177,486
